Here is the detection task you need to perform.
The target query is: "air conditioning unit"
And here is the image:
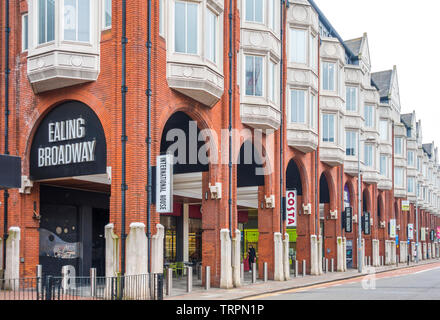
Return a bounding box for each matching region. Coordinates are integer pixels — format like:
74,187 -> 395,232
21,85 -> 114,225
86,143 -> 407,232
330,210 -> 338,220
302,203 -> 312,215
265,195 -> 276,209
209,182 -> 222,200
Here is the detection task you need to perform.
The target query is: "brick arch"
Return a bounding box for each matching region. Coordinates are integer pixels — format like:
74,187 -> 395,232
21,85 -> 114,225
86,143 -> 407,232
320,170 -> 338,210
22,91 -> 111,176
286,157 -> 309,204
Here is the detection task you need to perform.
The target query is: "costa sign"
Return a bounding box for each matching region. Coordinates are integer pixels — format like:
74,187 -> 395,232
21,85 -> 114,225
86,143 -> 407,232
286,190 -> 297,227
30,101 -> 107,180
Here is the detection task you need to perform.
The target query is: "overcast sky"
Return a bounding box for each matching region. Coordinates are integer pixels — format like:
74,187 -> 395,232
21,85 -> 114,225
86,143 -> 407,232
314,0 -> 440,145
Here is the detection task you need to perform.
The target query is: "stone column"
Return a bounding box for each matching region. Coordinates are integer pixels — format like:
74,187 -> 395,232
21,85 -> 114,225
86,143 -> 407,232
151,224 -> 165,274
273,233 -> 284,281
337,237 -> 344,272
283,233 -> 290,281
232,230 -> 241,288
310,235 -> 319,275
220,229 -> 233,289
5,227 -> 20,290
105,223 -> 119,277
126,223 -> 148,275
318,235 -> 323,275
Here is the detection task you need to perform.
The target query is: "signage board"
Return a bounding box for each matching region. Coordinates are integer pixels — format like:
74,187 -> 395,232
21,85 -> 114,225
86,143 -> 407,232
421,228 -> 426,241
286,190 -> 297,227
407,224 -> 414,240
362,212 -> 371,235
156,154 -> 173,213
343,207 -> 353,233
402,200 -> 410,212
30,101 -> 107,180
0,155 -> 21,189
389,219 -> 397,238
437,227 -> 440,240
430,230 -> 435,242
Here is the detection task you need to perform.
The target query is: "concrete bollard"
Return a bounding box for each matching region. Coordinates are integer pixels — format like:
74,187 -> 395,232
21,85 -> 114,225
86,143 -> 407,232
205,266 -> 210,291
325,258 -> 328,273
295,260 -> 298,278
90,268 -> 97,297
331,259 -> 334,273
252,262 -> 257,283
240,263 -> 244,283
166,268 -> 173,296
263,263 -> 268,282
368,256 -> 371,267
302,260 -> 306,277
186,267 -> 192,293
396,255 -> 399,266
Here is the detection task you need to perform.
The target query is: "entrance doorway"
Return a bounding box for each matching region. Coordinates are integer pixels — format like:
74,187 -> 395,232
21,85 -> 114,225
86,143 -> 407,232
39,185 -> 109,277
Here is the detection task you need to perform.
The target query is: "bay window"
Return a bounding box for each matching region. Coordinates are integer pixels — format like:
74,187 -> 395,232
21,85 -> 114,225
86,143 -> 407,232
38,0 -> 55,44
63,0 -> 91,42
346,87 -> 357,112
322,62 -> 336,91
205,9 -> 217,63
290,29 -> 307,64
322,114 -> 335,143
246,0 -> 263,23
290,90 -> 306,123
175,1 -> 198,54
364,105 -> 374,128
346,131 -> 357,156
245,55 -> 263,96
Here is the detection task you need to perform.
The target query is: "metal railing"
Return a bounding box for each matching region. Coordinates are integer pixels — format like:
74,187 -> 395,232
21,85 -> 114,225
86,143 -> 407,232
0,273 -> 164,301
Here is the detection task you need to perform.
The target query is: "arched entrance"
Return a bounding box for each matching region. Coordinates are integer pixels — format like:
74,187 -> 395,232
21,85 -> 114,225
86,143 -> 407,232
158,111 -> 209,273
30,101 -> 110,277
285,159 -> 303,274
236,140 -> 264,279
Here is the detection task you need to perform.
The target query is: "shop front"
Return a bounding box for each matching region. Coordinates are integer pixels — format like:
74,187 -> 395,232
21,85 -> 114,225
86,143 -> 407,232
30,101 -> 110,277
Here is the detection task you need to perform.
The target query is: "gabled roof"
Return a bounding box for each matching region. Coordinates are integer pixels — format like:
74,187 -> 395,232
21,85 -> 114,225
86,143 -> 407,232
344,37 -> 362,56
401,113 -> 414,129
423,143 -> 433,158
371,70 -> 393,100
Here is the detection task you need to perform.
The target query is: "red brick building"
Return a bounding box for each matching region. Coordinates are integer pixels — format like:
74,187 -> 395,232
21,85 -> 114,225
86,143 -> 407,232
0,0 -> 439,288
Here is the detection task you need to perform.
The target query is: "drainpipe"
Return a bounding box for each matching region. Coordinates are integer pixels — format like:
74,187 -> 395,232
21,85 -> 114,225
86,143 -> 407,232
315,35 -> 321,236
146,0 -> 152,274
228,0 -> 234,239
279,0 -> 285,234
121,0 -> 128,276
3,0 -> 10,272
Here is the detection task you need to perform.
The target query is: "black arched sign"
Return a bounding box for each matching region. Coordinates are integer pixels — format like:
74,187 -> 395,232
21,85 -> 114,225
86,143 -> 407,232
30,101 -> 107,180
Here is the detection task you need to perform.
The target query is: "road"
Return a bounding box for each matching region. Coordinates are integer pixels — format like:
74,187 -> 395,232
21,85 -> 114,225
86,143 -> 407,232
254,262 -> 440,300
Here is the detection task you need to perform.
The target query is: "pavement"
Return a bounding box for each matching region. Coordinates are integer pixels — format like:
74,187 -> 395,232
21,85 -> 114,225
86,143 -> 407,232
164,257 -> 440,300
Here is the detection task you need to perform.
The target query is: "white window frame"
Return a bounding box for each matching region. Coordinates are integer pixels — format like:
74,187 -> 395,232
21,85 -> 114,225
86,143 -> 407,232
290,28 -> 307,64
346,87 -> 358,112
310,93 -> 316,128
394,137 -> 403,155
346,131 -> 357,156
364,105 -> 374,128
205,8 -> 217,63
322,61 -> 336,92
380,155 -> 387,177
174,1 -> 199,55
245,0 -> 264,24
102,0 -> 112,30
407,151 -> 415,167
290,89 -> 306,124
379,120 -> 388,141
62,0 -> 92,43
244,55 -> 264,97
38,0 -> 56,45
22,13 -> 29,52
159,0 -> 164,36
395,167 -> 404,188
364,143 -> 373,167
322,113 -> 335,143
268,60 -> 277,103
310,34 -> 317,70
408,177 -> 415,193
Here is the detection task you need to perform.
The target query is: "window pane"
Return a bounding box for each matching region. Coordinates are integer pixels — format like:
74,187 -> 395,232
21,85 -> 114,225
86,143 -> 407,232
346,87 -> 357,111
78,0 -> 90,42
323,62 -> 335,91
246,0 -> 254,22
175,2 -> 186,52
187,3 -> 198,54
105,0 -> 112,28
206,10 -> 216,62
47,0 -> 55,42
245,56 -> 254,96
23,15 -> 29,51
254,0 -> 263,23
380,120 -> 388,141
64,0 -> 77,41
291,29 -> 306,64
38,0 -> 46,44
254,56 -> 263,96
365,105 -> 373,127
380,156 -> 387,176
